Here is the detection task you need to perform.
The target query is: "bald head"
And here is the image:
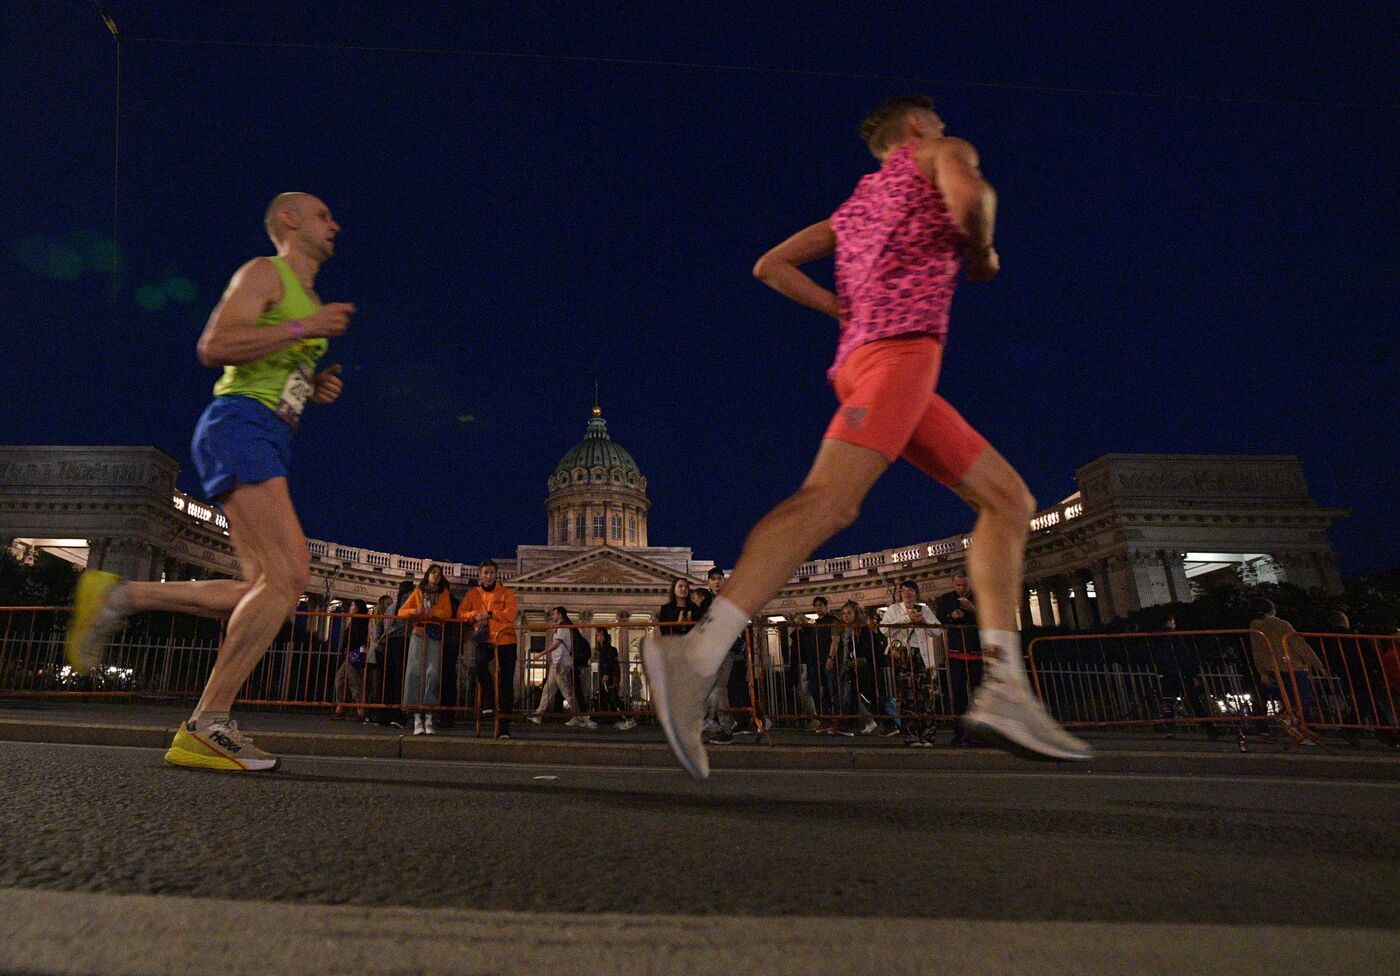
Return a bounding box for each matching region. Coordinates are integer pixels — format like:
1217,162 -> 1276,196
264,192 -> 315,244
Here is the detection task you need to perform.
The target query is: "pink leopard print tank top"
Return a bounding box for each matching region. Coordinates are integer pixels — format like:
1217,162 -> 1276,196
828,144 -> 967,378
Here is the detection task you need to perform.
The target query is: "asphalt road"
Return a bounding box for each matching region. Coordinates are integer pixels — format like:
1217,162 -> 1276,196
3,740 -> 1399,974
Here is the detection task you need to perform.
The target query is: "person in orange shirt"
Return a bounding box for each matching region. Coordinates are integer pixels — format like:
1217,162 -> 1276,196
397,564 -> 454,735
457,559 -> 519,738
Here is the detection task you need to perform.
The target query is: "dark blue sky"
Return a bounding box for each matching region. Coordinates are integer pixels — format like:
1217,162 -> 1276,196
3,2 -> 1396,573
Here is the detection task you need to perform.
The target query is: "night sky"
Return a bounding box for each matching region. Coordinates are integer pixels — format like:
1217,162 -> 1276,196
3,2 -> 1396,574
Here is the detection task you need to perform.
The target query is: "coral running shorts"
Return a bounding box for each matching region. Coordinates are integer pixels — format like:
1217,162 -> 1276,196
824,335 -> 989,486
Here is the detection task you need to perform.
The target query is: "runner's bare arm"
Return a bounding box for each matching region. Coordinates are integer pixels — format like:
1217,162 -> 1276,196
196,258 -> 355,367
922,138 -> 999,281
752,220 -> 842,319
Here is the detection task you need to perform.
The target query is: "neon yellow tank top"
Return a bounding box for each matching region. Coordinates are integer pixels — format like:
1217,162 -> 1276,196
211,256 -> 329,411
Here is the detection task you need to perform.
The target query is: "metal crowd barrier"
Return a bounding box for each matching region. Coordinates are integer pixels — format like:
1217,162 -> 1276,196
1280,632 -> 1400,743
4,603 -> 1393,749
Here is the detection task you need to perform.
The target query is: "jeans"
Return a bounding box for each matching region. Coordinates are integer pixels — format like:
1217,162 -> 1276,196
824,666 -> 855,729
708,655 -> 735,732
402,631 -> 442,711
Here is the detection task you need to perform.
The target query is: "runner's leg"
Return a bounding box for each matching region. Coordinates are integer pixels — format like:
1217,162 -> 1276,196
193,477 -> 311,715
948,445 -> 1036,633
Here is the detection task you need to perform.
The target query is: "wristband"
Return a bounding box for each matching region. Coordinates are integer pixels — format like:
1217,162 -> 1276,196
288,319 -> 306,339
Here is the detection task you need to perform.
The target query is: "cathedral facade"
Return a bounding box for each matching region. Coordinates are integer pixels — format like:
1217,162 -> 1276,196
1,408 -> 1346,646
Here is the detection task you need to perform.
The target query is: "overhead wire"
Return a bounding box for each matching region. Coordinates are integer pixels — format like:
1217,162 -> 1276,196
111,31 -> 1394,112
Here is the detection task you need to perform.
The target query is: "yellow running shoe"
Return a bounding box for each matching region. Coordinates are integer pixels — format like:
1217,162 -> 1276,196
64,569 -> 126,673
164,719 -> 280,772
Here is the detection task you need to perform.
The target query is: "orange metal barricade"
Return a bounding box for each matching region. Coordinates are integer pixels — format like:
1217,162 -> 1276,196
1024,628 -> 1304,744
1280,631 -> 1400,743
14,601 -> 1387,752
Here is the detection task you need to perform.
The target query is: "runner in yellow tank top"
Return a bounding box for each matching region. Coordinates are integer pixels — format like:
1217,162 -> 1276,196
64,192 -> 356,772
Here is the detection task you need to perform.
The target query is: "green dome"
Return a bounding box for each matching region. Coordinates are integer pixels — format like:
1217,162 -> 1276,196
551,407 -> 641,480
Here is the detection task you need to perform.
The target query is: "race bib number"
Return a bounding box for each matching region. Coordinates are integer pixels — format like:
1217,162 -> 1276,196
274,365 -> 315,428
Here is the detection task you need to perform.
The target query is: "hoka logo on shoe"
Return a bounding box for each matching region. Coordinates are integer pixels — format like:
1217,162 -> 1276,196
208,731 -> 241,753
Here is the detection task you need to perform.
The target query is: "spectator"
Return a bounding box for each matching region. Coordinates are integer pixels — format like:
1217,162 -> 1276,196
1152,615 -> 1218,740
882,580 -> 941,670
1250,599 -> 1326,726
457,559 -> 519,739
529,607 -> 596,729
812,596 -> 842,733
376,581 -> 415,727
702,568 -> 748,744
333,599 -> 369,720
595,629 -> 636,730
861,605 -> 903,736
934,573 -> 978,628
691,586 -> 712,616
785,612 -> 822,730
936,574 -> 983,746
881,580 -> 939,745
657,578 -> 701,633
362,594 -> 394,724
572,611 -> 595,717
397,565 -> 453,735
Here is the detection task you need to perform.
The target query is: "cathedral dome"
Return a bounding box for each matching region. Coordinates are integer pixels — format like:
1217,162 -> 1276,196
551,407 -> 641,481
546,405 -> 649,547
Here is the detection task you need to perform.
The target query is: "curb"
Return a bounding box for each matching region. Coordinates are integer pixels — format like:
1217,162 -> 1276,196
4,719 -> 1400,776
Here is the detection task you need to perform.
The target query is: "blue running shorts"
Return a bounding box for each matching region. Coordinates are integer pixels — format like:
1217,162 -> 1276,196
190,396 -> 294,503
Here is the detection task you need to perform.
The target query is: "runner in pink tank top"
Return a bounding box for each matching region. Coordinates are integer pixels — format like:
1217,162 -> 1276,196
829,143 -> 967,380
643,96 -> 1090,781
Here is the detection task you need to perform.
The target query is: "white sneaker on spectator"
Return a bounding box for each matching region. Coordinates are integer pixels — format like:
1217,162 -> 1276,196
964,678 -> 1092,761
423,715 -> 435,735
641,633 -> 714,781
412,715 -> 425,736
565,716 -> 583,727
528,715 -> 543,725
577,717 -> 598,730
616,717 -> 638,731
703,718 -> 721,735
861,719 -> 878,735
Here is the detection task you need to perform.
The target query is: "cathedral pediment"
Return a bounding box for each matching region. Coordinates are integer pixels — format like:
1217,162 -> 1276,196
510,546 -> 700,589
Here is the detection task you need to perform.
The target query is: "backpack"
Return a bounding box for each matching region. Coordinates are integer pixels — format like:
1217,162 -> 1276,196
570,627 -> 592,666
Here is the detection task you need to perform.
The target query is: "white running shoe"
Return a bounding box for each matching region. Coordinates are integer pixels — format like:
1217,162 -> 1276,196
964,679 -> 1092,761
413,714 -> 425,735
578,717 -> 598,730
423,715 -> 435,735
565,716 -> 584,728
616,718 -> 638,731
860,719 -> 879,735
528,715 -> 544,725
641,633 -> 714,781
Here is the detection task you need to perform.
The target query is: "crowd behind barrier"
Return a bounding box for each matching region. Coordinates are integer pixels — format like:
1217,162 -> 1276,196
2,603 -> 1396,749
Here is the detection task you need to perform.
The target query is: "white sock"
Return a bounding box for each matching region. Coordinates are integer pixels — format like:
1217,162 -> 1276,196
189,709 -> 229,730
689,595 -> 749,673
107,583 -> 134,616
980,629 -> 1027,686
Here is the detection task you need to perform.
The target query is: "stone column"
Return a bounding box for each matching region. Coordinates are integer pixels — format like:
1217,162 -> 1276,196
1034,580 -> 1056,627
1091,560 -> 1116,623
1105,553 -> 1143,618
1072,574 -> 1094,631
1019,586 -> 1035,632
1159,550 -> 1191,604
99,538 -> 149,580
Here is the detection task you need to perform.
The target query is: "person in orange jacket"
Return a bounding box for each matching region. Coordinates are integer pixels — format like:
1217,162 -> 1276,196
457,559 -> 518,738
398,564 -> 454,735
